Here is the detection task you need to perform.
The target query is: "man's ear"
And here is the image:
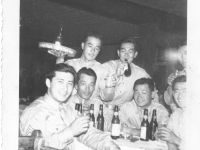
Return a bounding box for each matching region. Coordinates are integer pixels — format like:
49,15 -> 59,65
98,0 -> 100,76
81,42 -> 84,50
117,50 -> 120,57
134,51 -> 138,58
46,78 -> 51,88
74,84 -> 78,90
151,90 -> 155,99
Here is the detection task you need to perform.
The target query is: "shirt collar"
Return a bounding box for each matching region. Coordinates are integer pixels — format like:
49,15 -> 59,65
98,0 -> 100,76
72,94 -> 91,105
135,101 -> 154,117
43,93 -> 63,111
80,56 -> 96,68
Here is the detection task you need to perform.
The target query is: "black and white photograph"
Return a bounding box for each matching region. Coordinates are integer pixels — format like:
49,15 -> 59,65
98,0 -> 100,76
2,0 -> 200,150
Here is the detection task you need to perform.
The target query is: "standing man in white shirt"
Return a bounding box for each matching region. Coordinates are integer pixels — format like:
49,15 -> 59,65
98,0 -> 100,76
54,31 -> 107,99
20,63 -> 120,150
98,37 -> 154,130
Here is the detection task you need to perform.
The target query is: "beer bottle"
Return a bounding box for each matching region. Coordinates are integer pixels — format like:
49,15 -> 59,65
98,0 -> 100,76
75,103 -> 80,111
89,104 -> 95,127
140,109 -> 149,141
97,104 -> 104,131
124,59 -> 131,77
149,109 -> 158,141
79,103 -> 83,114
111,105 -> 120,139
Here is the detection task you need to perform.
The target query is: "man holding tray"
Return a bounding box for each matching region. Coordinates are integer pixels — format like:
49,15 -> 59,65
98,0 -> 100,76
52,31 -> 107,100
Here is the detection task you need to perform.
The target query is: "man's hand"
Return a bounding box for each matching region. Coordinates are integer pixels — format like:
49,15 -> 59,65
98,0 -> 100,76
69,116 -> 90,137
105,74 -> 118,88
116,64 -> 125,77
157,127 -> 181,145
167,73 -> 177,86
103,141 -> 121,150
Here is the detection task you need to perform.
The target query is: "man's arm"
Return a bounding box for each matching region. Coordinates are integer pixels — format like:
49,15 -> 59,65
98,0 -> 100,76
20,110 -> 74,149
78,127 -> 120,150
167,143 -> 179,150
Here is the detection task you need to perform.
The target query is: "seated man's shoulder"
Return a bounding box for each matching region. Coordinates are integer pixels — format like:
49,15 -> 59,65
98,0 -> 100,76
170,108 -> 183,118
120,101 -> 135,110
154,102 -> 169,113
22,97 -> 52,118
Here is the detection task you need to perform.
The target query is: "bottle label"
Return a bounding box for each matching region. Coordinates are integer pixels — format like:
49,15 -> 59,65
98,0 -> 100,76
140,127 -> 147,139
90,110 -> 94,114
114,112 -> 118,115
111,124 -> 120,136
89,121 -> 94,127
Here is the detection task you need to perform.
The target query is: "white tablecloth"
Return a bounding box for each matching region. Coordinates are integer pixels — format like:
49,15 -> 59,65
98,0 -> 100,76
75,138 -> 168,150
115,139 -> 168,150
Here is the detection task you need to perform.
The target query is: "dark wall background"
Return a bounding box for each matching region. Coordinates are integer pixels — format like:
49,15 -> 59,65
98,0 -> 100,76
20,27 -> 185,103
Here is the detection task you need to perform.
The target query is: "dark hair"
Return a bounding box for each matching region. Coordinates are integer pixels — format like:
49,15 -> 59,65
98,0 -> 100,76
172,75 -> 186,90
46,63 -> 77,85
134,78 -> 155,91
119,37 -> 138,51
178,39 -> 187,49
77,67 -> 97,84
83,31 -> 103,46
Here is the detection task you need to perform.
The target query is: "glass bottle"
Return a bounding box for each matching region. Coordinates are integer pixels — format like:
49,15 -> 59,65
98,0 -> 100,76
111,105 -> 120,139
97,104 -> 104,131
149,109 -> 158,141
140,109 -> 149,141
89,104 -> 95,127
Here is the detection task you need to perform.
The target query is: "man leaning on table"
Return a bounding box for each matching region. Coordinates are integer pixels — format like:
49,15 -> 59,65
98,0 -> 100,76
158,75 -> 186,150
20,63 -> 120,150
119,78 -> 169,136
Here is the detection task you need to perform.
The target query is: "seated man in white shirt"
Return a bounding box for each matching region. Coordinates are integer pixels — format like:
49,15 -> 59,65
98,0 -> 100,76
67,67 -> 111,130
119,78 -> 169,136
158,75 -> 186,150
67,67 -> 97,116
20,63 -> 120,150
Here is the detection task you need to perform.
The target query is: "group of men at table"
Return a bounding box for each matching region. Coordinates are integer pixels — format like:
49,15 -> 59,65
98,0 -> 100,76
20,32 -> 187,150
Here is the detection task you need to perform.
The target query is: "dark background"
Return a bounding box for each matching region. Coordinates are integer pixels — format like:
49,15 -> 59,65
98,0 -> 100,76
20,0 -> 187,102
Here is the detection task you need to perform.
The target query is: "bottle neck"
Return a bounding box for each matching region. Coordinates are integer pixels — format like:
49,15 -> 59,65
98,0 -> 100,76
90,109 -> 94,114
113,111 -> 119,116
99,110 -> 103,116
143,115 -> 148,120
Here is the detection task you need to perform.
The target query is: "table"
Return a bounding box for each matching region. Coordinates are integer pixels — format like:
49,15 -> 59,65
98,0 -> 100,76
114,138 -> 168,150
74,137 -> 168,150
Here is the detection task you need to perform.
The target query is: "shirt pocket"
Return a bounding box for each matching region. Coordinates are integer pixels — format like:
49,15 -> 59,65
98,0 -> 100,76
45,115 -> 66,136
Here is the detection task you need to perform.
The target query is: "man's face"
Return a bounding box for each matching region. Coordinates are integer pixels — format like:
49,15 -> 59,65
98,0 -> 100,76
134,84 -> 153,109
77,74 -> 96,100
46,72 -> 74,103
81,36 -> 101,61
173,82 -> 186,109
177,45 -> 187,68
117,42 -> 138,63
